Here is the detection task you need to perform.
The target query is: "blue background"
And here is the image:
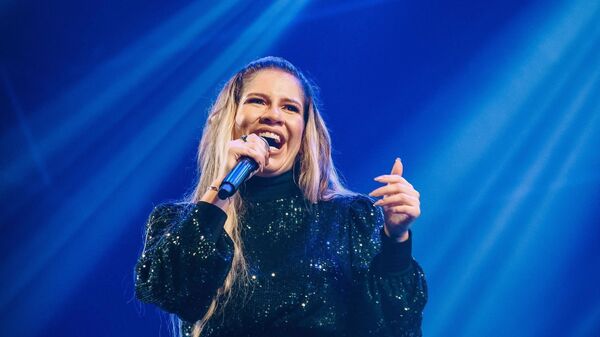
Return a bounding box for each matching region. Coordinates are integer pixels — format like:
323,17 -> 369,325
1,0 -> 599,336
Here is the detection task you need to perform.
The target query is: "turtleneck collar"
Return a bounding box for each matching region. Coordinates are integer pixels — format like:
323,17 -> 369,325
239,168 -> 303,201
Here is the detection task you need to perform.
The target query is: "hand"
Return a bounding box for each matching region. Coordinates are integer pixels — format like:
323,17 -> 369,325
369,158 -> 421,242
202,134 -> 270,212
223,134 -> 270,175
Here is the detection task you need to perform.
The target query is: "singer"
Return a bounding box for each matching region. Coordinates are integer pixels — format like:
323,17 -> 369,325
134,57 -> 427,337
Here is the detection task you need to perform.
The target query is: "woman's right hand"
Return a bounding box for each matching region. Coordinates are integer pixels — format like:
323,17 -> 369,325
222,134 -> 270,175
201,134 -> 270,211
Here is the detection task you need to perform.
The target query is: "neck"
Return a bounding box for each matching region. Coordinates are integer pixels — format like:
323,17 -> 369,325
239,169 -> 302,201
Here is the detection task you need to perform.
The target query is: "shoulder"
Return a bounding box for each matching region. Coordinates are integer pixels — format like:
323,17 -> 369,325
148,202 -> 190,218
328,195 -> 384,264
319,193 -> 383,223
323,193 -> 377,212
145,202 -> 197,229
147,201 -> 227,226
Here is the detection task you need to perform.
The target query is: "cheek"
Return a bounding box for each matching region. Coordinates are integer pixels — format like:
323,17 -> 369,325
289,122 -> 305,150
234,110 -> 250,135
235,106 -> 263,129
234,110 -> 245,126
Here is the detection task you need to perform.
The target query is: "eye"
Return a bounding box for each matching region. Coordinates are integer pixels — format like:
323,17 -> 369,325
283,104 -> 300,113
246,97 -> 266,105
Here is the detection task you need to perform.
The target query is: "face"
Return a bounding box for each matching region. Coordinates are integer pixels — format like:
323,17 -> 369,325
234,69 -> 306,177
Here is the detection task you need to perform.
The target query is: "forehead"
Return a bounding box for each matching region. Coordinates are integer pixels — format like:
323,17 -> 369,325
243,69 -> 305,102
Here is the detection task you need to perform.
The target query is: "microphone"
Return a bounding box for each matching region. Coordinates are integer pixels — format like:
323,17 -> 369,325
217,136 -> 275,200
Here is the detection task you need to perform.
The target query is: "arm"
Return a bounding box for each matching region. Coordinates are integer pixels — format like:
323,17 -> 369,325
347,196 -> 428,336
370,229 -> 428,335
134,202 -> 233,322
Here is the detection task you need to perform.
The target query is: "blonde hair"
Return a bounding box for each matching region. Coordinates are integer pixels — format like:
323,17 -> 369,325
185,56 -> 351,336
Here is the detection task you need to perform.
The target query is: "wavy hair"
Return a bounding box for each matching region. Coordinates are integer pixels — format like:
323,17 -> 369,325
185,56 -> 351,336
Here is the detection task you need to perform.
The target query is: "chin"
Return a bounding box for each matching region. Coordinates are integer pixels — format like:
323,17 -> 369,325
257,159 -> 292,177
257,167 -> 284,177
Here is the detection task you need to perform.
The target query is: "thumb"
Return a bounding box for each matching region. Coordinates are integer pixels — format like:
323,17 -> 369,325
391,157 -> 403,176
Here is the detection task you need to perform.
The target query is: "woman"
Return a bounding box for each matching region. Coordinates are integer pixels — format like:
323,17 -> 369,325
135,56 -> 427,337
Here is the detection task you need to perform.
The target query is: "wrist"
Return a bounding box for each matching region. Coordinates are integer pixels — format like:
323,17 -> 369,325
200,178 -> 230,212
384,226 -> 410,243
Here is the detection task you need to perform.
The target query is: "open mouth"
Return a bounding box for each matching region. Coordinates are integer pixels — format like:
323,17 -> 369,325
254,130 -> 284,150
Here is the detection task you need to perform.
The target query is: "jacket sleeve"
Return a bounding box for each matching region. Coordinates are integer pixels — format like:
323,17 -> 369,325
347,195 -> 428,337
134,201 -> 234,322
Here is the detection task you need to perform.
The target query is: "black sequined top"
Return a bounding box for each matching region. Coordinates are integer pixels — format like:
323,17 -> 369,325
135,170 -> 427,337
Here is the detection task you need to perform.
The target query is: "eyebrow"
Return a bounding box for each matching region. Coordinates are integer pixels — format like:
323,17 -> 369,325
246,92 -> 303,107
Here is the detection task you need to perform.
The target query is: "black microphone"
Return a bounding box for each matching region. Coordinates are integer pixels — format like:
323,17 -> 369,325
217,136 -> 275,200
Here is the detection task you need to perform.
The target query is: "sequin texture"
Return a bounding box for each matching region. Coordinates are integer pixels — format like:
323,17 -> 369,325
135,172 -> 427,337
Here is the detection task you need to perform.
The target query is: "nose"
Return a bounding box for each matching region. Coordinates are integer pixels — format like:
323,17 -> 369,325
259,105 -> 283,125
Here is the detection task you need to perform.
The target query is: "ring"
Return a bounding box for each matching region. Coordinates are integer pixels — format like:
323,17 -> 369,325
241,135 -> 248,142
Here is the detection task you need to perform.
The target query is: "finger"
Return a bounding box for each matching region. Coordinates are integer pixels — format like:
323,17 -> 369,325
250,143 -> 270,169
246,133 -> 270,152
232,136 -> 269,169
369,183 -> 414,198
374,175 -> 414,187
391,157 -> 403,176
389,205 -> 421,218
238,147 -> 266,171
242,140 -> 269,163
373,193 -> 419,207
247,148 -> 265,171
247,139 -> 269,156
369,183 -> 417,198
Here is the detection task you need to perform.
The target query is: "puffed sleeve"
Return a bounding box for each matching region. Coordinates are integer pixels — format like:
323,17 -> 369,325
134,201 -> 234,322
347,195 -> 428,337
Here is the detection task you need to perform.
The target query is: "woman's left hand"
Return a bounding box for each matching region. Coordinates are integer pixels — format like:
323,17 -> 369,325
369,158 -> 421,242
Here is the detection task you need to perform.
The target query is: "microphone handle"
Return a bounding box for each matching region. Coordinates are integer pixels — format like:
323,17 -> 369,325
217,157 -> 259,200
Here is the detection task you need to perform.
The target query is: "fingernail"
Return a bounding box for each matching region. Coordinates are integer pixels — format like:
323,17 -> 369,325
396,157 -> 401,163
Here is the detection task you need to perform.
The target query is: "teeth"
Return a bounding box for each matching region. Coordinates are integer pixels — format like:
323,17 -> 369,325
257,131 -> 281,144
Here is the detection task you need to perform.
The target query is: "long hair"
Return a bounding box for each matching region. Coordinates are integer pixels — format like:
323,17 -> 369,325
185,56 -> 351,336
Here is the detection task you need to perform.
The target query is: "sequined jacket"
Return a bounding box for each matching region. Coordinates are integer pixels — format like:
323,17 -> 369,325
135,173 -> 427,337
